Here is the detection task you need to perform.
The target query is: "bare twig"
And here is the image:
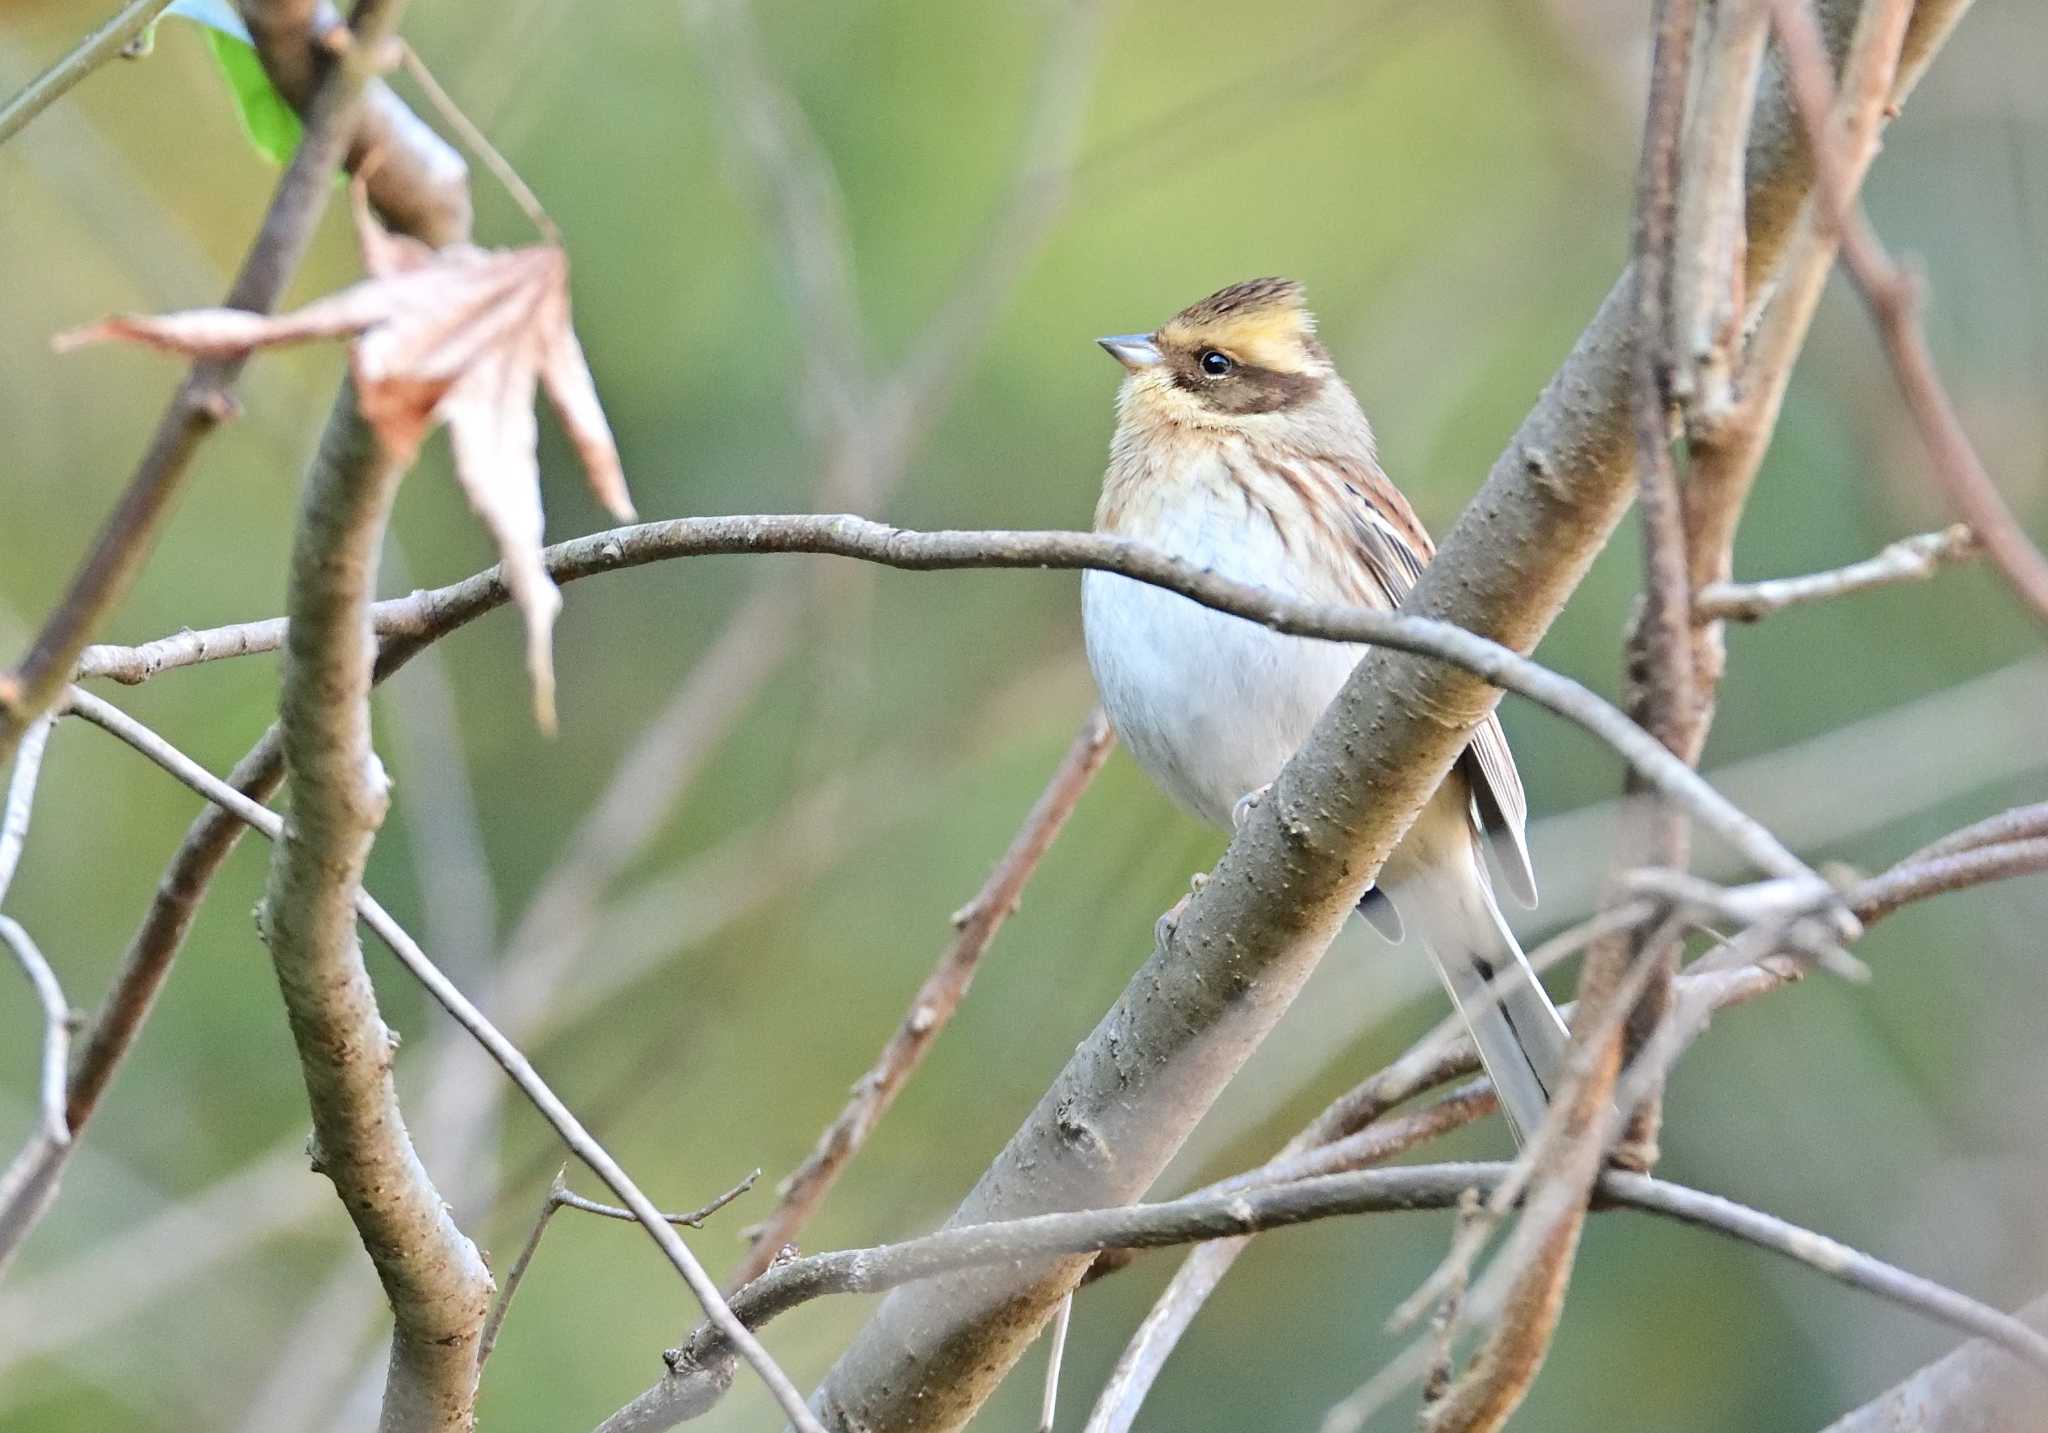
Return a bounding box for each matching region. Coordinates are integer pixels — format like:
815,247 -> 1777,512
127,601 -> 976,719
62,687 -> 827,1433
1600,0 -> 1702,1177
1903,801 -> 2048,864
1850,837 -> 2048,924
0,0 -> 175,148
75,513 -> 1822,890
1694,523 -> 1979,620
0,717 -> 54,904
1770,0 -> 2048,623
0,916 -> 76,1280
729,708 -> 1116,1288
395,41 -> 555,242
0,0 -> 460,776
479,1168 -> 760,1369
0,918 -> 70,1149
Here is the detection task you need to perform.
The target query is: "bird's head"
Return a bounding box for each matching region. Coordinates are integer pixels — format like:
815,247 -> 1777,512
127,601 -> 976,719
1097,277 -> 1335,430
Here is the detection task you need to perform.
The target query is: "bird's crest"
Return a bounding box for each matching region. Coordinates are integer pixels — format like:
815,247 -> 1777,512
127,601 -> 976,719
1159,277 -> 1318,372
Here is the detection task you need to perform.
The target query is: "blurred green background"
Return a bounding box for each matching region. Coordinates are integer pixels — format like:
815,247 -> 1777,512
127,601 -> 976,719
2,1 -> 2046,1429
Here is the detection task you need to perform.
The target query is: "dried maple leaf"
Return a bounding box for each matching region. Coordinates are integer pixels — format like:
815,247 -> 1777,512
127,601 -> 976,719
56,182 -> 634,731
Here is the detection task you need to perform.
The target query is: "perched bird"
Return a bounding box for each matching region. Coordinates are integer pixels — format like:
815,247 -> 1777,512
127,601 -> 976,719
1081,276 -> 1569,1142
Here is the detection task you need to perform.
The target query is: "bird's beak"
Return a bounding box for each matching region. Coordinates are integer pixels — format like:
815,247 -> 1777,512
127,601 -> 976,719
1097,333 -> 1163,371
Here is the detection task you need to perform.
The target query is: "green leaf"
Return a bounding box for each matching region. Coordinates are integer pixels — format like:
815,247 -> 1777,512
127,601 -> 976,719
200,27 -> 301,165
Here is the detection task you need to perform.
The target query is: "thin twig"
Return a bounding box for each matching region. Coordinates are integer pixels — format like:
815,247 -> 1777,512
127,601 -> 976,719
479,1168 -> 759,1369
0,918 -> 70,1148
729,708 -> 1116,1288
1694,524 -> 1979,621
555,1171 -> 761,1229
1769,0 -> 2047,621
62,687 -> 828,1433
395,41 -> 556,242
0,0 -> 176,148
476,1176 -> 567,1370
0,717 -> 55,904
1040,1292 -> 1074,1433
73,513 -> 1824,892
1903,801 -> 2048,865
1602,0 -> 1702,1177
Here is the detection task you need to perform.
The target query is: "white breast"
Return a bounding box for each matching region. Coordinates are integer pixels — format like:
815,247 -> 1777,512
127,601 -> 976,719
1083,449 -> 1368,830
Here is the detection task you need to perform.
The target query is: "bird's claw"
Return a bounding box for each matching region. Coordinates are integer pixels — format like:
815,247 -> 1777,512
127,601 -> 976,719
1154,893 -> 1191,950
1231,784 -> 1272,830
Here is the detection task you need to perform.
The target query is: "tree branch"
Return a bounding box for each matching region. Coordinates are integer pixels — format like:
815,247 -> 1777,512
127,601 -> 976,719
728,708 -> 1115,1288
479,1169 -> 760,1370
261,381 -> 493,1433
75,514 -> 1822,889
1682,0 -> 1927,743
0,0 -> 174,148
1693,523 -> 1978,620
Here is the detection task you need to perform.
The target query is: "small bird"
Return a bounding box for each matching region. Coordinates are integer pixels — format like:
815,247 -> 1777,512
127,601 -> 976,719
1081,277 -> 1569,1142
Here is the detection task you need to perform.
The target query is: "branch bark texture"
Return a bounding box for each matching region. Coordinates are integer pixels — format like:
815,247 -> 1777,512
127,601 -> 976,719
261,382 -> 493,1433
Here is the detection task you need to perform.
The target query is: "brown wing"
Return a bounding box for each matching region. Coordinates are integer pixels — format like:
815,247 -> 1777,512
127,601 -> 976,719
1335,460 -> 1539,908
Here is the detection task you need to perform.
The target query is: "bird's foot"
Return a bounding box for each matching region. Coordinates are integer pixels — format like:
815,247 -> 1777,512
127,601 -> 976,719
1154,892 -> 1191,950
1231,783 -> 1273,830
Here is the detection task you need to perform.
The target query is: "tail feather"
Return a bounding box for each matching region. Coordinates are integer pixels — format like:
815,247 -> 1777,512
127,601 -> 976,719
1409,863 -> 1570,1146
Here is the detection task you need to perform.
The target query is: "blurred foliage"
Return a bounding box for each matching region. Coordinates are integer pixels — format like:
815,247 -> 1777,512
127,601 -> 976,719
1,1 -> 2046,1430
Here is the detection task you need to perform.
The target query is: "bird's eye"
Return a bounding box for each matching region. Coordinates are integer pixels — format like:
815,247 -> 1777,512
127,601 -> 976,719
1199,350 -> 1233,377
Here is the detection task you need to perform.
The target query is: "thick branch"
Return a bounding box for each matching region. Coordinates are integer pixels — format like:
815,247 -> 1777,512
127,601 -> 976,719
262,384 -> 493,1433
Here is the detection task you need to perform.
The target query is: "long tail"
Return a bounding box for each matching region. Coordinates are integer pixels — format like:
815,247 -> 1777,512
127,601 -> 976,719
1401,845 -> 1570,1146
